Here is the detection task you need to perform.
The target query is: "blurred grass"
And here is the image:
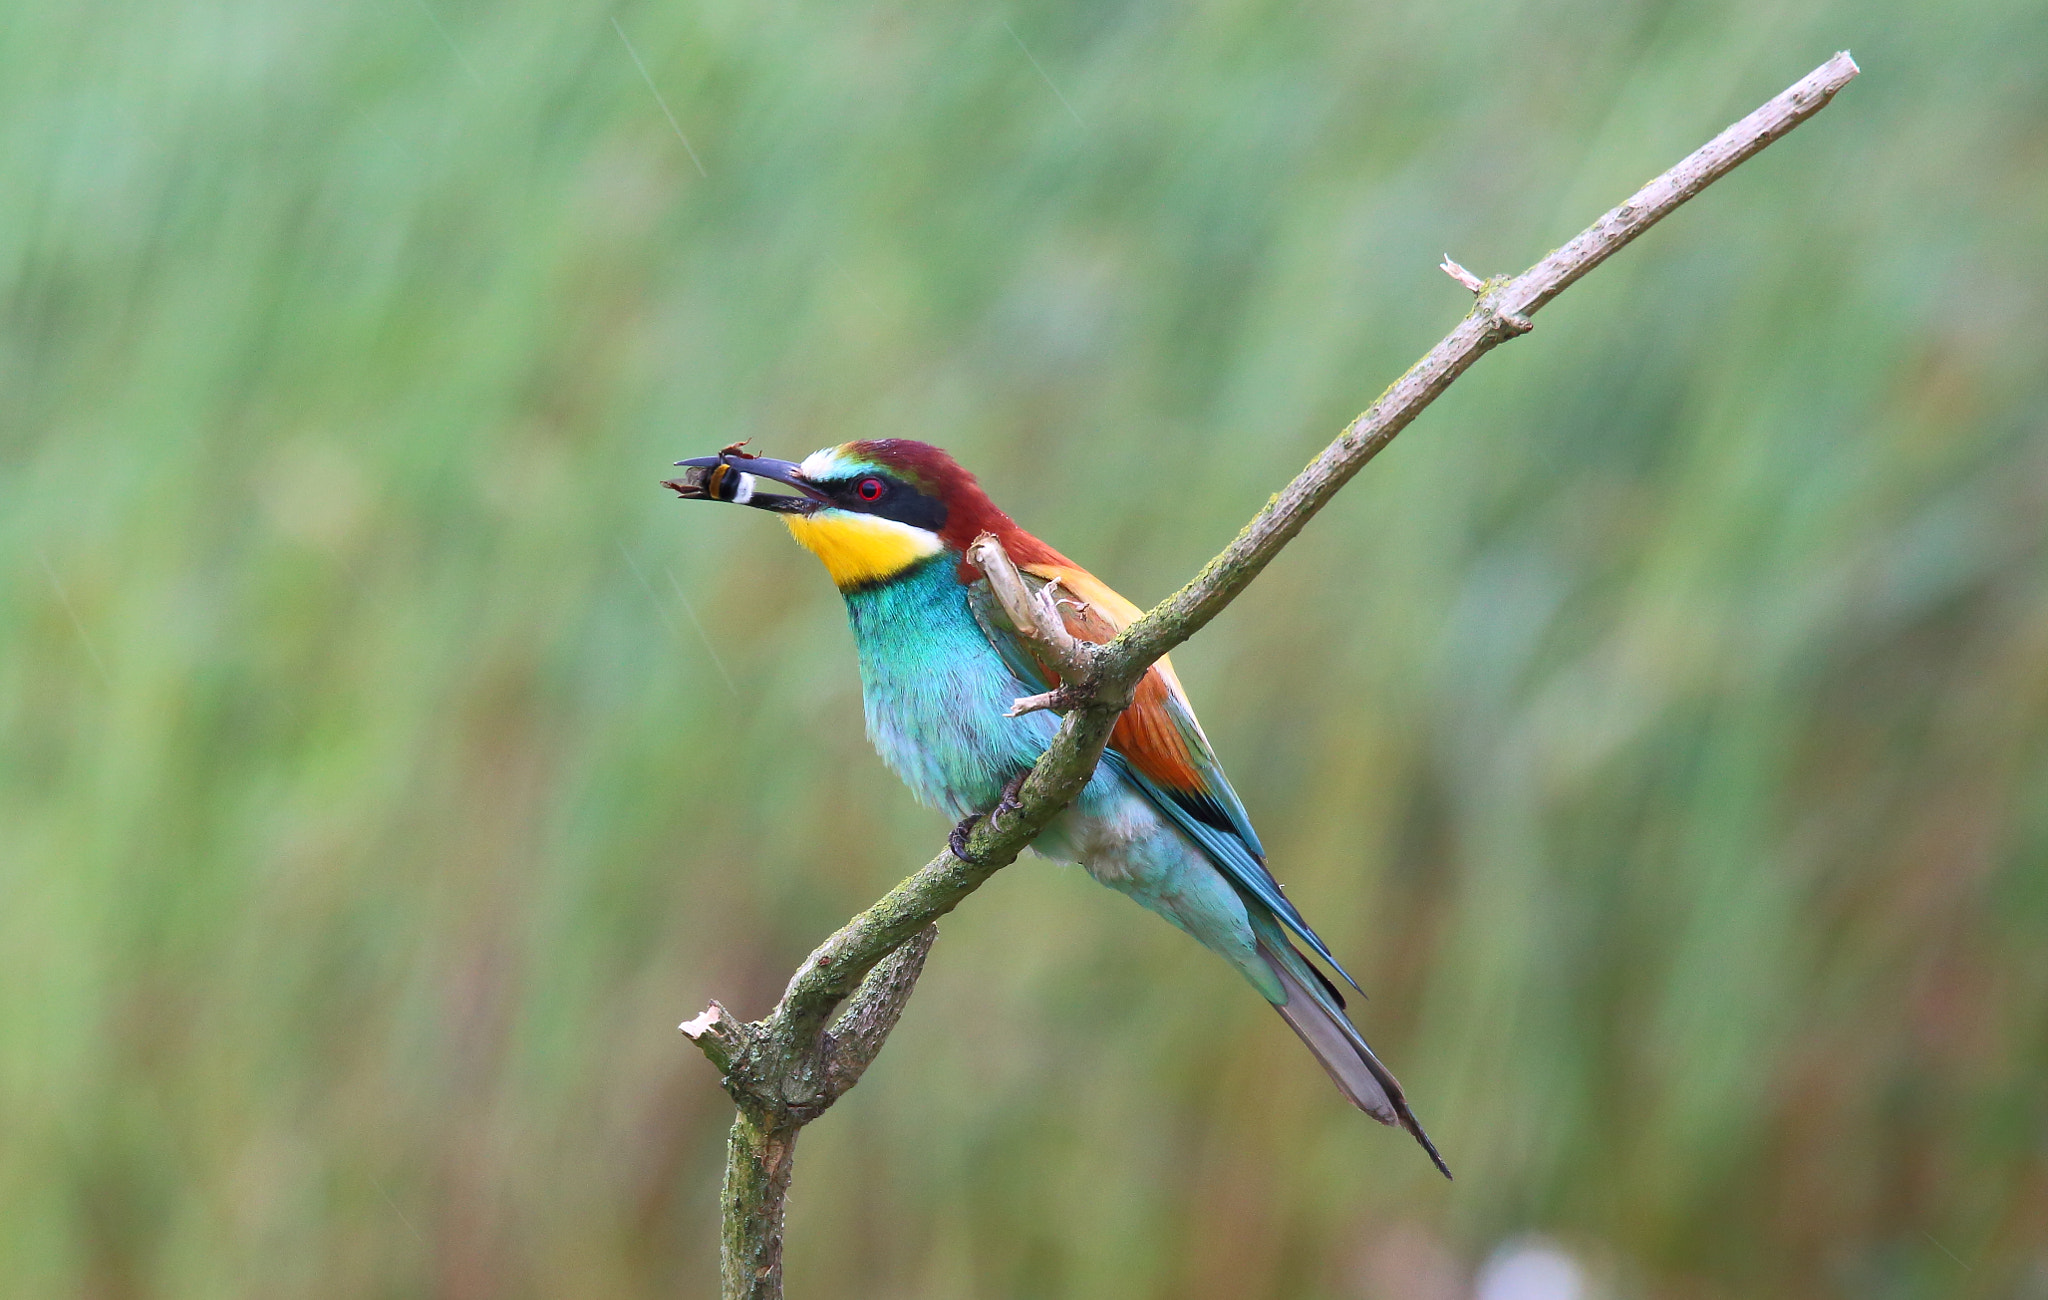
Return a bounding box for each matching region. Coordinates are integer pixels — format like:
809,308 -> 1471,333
4,0 -> 2046,1295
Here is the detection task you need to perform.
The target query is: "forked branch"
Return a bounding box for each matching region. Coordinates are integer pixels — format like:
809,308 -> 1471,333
682,51 -> 1859,1300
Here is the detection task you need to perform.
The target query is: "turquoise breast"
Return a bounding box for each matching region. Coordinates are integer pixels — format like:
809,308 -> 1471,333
841,556 -> 1061,819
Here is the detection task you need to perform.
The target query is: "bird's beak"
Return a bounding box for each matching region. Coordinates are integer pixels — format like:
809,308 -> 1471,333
663,453 -> 826,515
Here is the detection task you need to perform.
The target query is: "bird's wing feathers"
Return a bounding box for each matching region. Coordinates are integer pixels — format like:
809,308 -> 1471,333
965,559 -> 1358,990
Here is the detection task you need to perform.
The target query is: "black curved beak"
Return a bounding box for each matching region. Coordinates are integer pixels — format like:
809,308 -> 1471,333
663,453 -> 826,515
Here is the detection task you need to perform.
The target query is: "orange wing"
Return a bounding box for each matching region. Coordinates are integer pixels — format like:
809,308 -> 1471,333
1019,562 -> 1209,794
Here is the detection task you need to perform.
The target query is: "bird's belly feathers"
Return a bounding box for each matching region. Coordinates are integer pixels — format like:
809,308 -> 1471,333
842,559 -> 1058,819
1036,783 -> 1274,995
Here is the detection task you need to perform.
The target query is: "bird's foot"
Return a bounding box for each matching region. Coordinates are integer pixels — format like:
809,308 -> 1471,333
948,813 -> 985,864
988,771 -> 1029,832
948,773 -> 1031,864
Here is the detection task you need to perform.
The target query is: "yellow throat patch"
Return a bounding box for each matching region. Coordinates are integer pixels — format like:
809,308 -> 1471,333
784,511 -> 943,589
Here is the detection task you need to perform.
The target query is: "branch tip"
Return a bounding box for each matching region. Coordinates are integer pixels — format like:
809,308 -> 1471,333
1005,689 -> 1066,717
1440,256 -> 1485,293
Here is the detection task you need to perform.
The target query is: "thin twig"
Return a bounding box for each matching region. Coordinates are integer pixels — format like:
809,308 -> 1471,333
1440,256 -> 1485,292
1102,52 -> 1860,681
1004,688 -> 1066,718
682,51 -> 1859,1299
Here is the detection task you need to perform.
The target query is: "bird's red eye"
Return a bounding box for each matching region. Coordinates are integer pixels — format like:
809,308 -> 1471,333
856,478 -> 885,502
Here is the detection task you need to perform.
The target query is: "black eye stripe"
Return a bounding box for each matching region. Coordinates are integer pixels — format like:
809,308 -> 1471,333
827,473 -> 947,532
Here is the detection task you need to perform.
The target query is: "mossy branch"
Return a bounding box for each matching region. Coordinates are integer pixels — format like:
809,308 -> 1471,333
680,50 -> 1859,1300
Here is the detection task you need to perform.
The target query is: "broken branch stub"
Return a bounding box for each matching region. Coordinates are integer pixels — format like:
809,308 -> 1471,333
966,532 -> 1101,715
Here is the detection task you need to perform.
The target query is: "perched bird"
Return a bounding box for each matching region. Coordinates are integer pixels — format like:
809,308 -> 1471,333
667,439 -> 1448,1176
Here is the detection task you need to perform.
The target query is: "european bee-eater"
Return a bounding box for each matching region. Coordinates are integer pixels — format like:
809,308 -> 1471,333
667,439 -> 1448,1177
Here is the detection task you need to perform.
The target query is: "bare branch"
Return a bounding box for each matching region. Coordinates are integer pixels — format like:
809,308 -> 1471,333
1440,256 -> 1485,292
685,51 -> 1859,1298
765,684 -> 1126,1045
1500,51 -> 1860,320
1099,52 -> 1860,682
823,924 -> 939,1099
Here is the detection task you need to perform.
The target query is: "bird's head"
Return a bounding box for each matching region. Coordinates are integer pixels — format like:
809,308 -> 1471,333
666,439 -> 1054,590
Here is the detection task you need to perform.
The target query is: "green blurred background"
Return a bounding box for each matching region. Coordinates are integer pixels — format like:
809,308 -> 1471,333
5,0 -> 2046,1294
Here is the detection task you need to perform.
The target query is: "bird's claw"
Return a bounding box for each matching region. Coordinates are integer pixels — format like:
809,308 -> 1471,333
949,813 -> 985,864
949,773 -> 1030,864
989,771 -> 1029,832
